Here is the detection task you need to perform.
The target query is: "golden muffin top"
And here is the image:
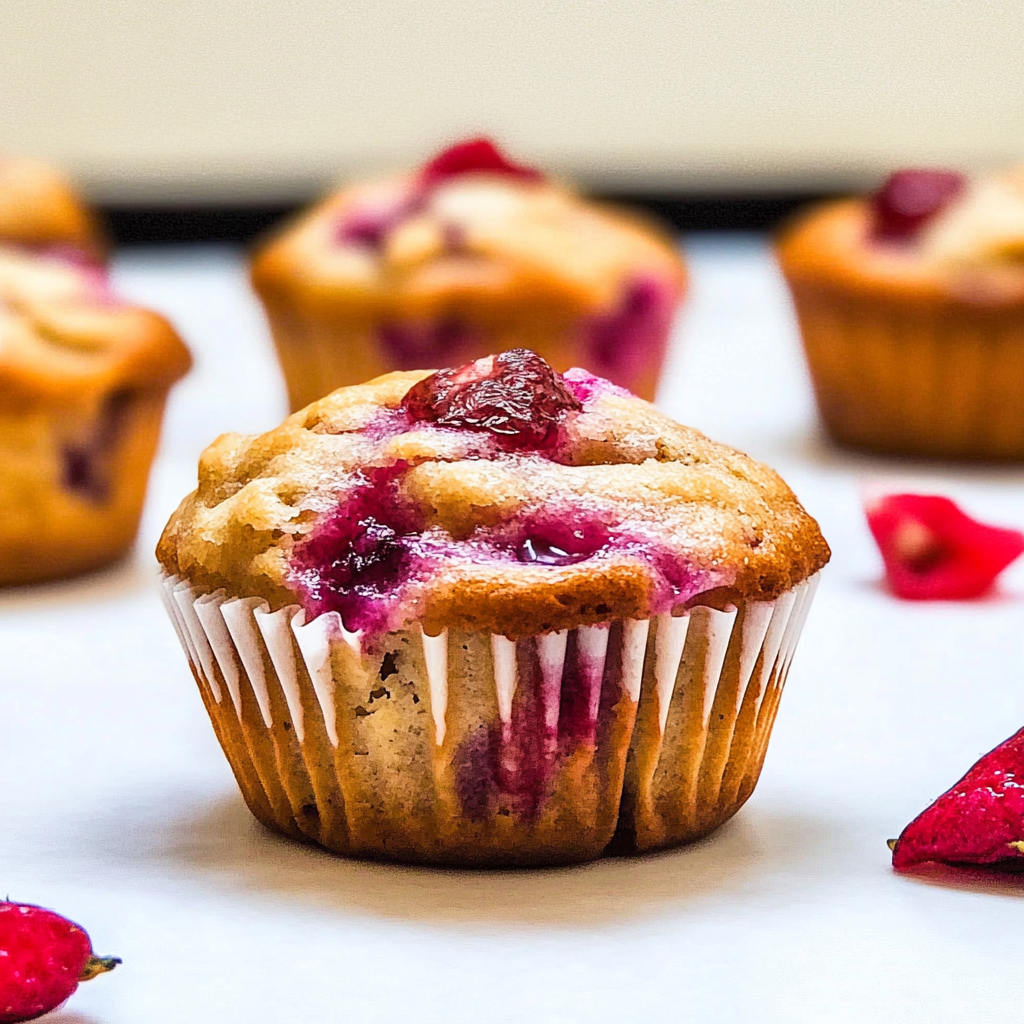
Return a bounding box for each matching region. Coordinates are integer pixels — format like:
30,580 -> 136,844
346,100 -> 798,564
777,165 -> 1024,306
250,138 -> 686,322
158,350 -> 828,641
0,245 -> 191,408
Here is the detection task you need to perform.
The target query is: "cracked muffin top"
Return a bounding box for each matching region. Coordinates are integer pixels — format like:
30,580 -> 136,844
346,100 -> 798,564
250,137 -> 685,321
778,165 -> 1024,305
0,245 -> 191,408
158,350 -> 829,640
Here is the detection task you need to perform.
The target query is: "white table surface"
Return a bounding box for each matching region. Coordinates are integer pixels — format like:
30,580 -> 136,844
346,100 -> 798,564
2,237 -> 1022,1024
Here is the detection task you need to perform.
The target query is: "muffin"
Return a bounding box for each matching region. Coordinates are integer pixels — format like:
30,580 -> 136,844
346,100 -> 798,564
778,165 -> 1024,460
0,157 -> 105,258
251,137 -> 686,410
0,246 -> 192,585
157,349 -> 828,866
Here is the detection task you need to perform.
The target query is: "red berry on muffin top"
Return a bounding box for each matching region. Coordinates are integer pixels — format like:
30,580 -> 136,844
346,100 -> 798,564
870,168 -> 967,241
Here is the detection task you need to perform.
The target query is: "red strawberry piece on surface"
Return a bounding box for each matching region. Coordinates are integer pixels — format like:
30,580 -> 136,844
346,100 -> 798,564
870,168 -> 966,241
0,901 -> 120,1022
403,348 -> 581,448
419,137 -> 543,188
891,727 -> 1024,871
865,493 -> 1024,600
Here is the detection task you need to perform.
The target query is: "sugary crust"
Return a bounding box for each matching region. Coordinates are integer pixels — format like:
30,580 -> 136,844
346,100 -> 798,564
777,200 -> 1024,309
0,250 -> 192,407
251,174 -> 685,320
0,158 -> 105,258
158,371 -> 830,637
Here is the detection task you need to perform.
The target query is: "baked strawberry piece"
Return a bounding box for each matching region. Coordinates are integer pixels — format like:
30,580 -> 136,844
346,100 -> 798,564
251,137 -> 686,409
418,136 -> 544,187
403,348 -> 581,447
866,493 -> 1024,600
891,727 -> 1024,871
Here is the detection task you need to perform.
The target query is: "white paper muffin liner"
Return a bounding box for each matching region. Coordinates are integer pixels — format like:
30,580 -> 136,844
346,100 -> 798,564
160,571 -> 819,865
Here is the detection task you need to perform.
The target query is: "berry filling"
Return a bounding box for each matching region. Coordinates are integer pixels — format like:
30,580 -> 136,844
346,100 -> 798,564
516,519 -> 609,566
1,242 -> 116,306
418,136 -> 543,188
584,276 -> 674,389
288,466 -> 425,636
336,137 -> 541,250
378,319 -> 476,368
402,348 -> 582,449
891,726 -> 1024,871
866,493 -> 1024,600
560,367 -> 635,405
335,193 -> 424,250
61,389 -> 135,503
454,624 -> 621,822
870,169 -> 966,242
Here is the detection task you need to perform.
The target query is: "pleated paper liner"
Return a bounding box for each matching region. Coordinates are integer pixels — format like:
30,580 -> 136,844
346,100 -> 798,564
160,571 -> 819,866
789,284 -> 1024,460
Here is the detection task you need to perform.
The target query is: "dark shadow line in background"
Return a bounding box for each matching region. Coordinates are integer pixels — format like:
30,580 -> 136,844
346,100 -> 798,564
101,193 -> 841,248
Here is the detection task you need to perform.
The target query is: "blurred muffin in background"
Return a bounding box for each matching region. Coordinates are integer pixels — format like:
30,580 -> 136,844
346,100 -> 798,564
251,138 -> 686,410
0,163 -> 191,586
778,165 -> 1024,460
0,157 -> 106,259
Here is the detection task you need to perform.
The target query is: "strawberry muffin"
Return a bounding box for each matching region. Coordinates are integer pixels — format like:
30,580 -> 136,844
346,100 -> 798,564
778,165 -> 1024,460
0,245 -> 191,585
251,138 -> 686,410
157,350 -> 827,866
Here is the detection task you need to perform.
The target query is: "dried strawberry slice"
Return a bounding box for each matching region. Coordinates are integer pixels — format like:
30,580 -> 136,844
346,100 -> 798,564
870,168 -> 966,241
419,137 -> 543,188
403,348 -> 581,448
891,727 -> 1024,870
865,493 -> 1024,600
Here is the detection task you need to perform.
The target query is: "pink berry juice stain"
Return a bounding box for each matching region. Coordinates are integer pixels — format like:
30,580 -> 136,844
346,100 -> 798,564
582,276 -> 676,394
288,464 -> 426,637
453,622 -> 629,823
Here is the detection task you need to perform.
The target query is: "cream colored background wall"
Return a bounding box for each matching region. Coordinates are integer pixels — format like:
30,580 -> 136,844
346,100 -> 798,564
1,0 -> 1022,202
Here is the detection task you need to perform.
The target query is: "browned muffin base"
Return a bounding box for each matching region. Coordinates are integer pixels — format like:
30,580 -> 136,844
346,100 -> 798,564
169,586 -> 807,866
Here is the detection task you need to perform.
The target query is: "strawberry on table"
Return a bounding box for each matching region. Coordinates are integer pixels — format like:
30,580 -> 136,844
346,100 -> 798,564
865,492 -> 1024,600
891,727 -> 1024,871
0,902 -> 120,1022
